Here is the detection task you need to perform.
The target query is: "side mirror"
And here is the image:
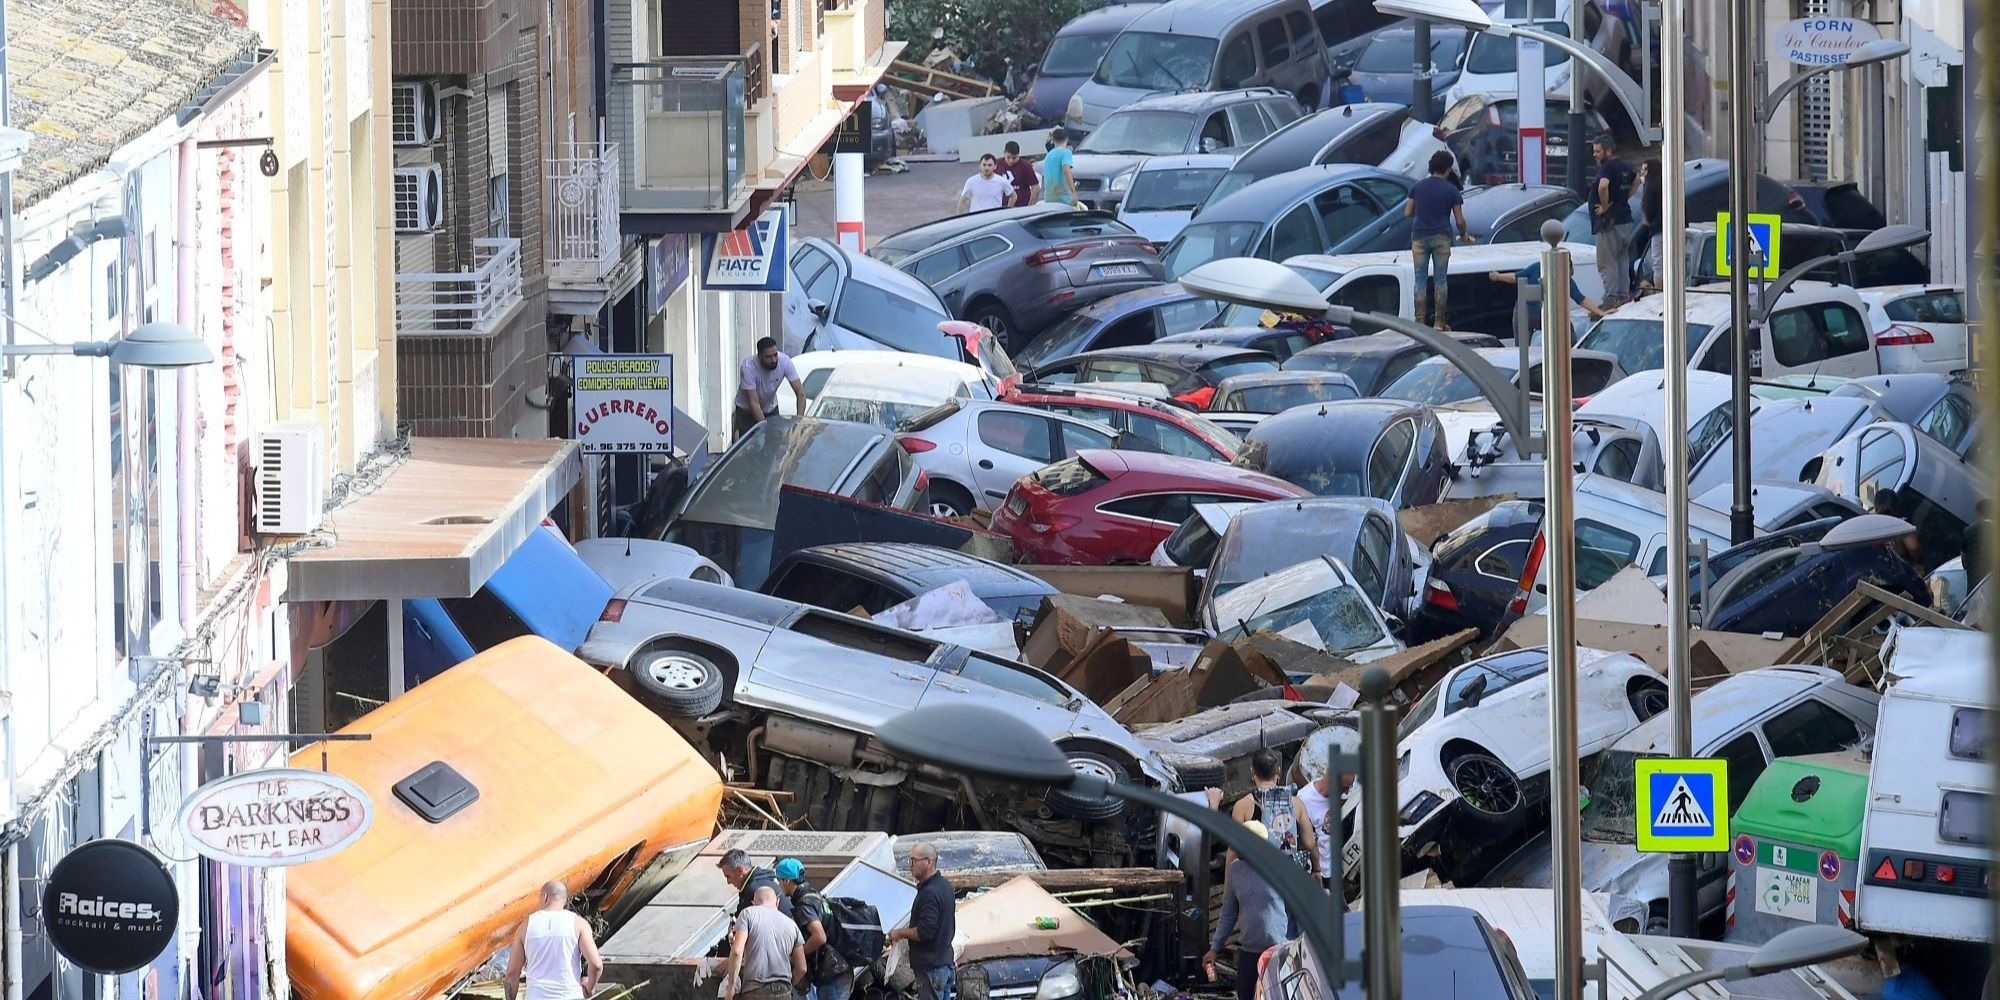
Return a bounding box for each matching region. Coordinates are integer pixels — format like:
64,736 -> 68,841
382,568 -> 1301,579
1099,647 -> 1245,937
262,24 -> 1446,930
1459,672 -> 1488,708
1383,612 -> 1407,635
1332,66 -> 1354,82
808,299 -> 830,321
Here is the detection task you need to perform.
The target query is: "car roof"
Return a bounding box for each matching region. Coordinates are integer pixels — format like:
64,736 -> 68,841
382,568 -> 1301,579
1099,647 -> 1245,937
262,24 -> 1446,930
1056,0 -> 1163,35
1154,325 -> 1282,346
1135,152 -> 1242,172
1126,0 -> 1290,33
783,542 -> 1054,594
1230,104 -> 1405,173
1460,184 -> 1575,232
1615,667 -> 1849,753
872,205 -> 1067,254
1074,448 -> 1305,492
1284,239 -> 1598,275
1855,283 -> 1964,300
1598,282 -> 1861,326
1216,370 -> 1354,389
1248,398 -> 1421,465
1290,330 -> 1498,358
1067,342 -> 1273,365
806,237 -> 947,304
1121,88 -> 1285,114
1193,163 -> 1408,221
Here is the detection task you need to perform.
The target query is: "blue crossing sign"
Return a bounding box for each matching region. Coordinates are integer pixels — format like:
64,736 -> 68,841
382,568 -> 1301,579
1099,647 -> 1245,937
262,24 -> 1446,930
1715,211 -> 1783,279
1634,757 -> 1730,853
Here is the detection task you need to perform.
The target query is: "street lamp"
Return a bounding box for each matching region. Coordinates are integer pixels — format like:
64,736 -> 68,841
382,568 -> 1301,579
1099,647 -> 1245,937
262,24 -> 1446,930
1755,224 -> 1929,318
1629,925 -> 1868,1000
1756,39 -> 1912,128
1,321 -> 213,370
875,703 -> 1356,991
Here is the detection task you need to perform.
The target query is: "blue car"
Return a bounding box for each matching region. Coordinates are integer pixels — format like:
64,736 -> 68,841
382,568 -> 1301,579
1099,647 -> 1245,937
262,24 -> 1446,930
1013,283 -> 1224,368
1342,23 -> 1470,122
1705,515 -> 1930,635
402,525 -> 615,685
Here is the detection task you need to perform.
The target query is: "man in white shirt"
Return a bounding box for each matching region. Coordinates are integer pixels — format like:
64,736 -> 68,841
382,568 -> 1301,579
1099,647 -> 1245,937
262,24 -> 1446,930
956,154 -> 1016,213
737,336 -> 806,440
504,881 -> 603,1000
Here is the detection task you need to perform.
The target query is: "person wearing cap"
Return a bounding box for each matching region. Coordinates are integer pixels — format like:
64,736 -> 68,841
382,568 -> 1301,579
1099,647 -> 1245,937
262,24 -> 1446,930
720,848 -> 794,918
776,859 -> 853,1000
1204,821 -> 1291,1000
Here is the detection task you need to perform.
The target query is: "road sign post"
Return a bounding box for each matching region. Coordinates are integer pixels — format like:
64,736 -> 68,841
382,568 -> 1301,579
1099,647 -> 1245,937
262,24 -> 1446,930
1637,758 -> 1732,854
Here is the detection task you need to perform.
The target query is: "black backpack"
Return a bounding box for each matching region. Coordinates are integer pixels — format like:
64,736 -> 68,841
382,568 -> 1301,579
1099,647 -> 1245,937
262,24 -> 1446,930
824,896 -> 884,967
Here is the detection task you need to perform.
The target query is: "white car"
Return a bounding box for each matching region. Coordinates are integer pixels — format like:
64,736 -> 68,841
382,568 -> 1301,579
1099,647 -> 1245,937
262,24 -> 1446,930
807,362 -> 975,429
1857,284 -> 1969,374
781,350 -> 1002,416
1208,555 -> 1404,663
1115,153 -> 1239,245
894,398 -> 1119,516
1342,645 -> 1666,881
1685,395 -> 1883,493
573,538 -> 732,592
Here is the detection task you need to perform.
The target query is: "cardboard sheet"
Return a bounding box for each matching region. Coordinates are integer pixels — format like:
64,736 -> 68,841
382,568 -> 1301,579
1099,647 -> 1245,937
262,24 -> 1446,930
954,876 -> 1133,964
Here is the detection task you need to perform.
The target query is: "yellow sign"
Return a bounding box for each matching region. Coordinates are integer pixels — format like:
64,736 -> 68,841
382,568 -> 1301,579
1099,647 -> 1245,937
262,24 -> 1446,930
1714,212 -> 1783,279
1634,757 -> 1730,853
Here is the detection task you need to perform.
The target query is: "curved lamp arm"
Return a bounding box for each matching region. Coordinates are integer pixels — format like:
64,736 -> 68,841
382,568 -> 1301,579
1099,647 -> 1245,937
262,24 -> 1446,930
1630,966 -> 1729,1000
1327,305 -> 1537,450
1494,24 -> 1661,145
1757,62 -> 1845,125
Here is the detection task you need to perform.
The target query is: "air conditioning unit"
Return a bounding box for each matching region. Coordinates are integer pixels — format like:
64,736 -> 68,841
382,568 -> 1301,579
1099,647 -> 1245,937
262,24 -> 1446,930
393,165 -> 444,233
392,81 -> 442,146
255,422 -> 326,535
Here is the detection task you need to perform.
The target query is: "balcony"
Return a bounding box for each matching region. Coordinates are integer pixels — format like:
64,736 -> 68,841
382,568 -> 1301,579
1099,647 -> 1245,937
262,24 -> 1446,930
609,56 -> 748,215
549,141 -> 624,282
395,238 -> 525,336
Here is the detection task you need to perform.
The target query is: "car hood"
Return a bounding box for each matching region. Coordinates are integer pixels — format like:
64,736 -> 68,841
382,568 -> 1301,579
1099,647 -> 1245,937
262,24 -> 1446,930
1486,832 -> 1667,903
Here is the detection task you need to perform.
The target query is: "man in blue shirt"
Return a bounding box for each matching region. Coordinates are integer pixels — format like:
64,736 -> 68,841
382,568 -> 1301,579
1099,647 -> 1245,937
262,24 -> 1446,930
1488,260 -> 1607,333
1404,151 -> 1473,329
1041,128 -> 1077,207
1590,135 -> 1638,306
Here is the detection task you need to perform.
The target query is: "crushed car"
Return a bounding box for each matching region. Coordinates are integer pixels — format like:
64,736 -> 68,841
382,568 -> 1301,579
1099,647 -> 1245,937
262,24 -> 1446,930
1199,496 -> 1429,624
1208,555 -> 1405,664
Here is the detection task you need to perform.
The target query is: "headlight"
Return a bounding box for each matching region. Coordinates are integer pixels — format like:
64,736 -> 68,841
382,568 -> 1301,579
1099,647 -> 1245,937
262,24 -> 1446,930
1109,169 -> 1136,193
1037,960 -> 1082,1000
1066,94 -> 1084,124
1398,791 -> 1444,827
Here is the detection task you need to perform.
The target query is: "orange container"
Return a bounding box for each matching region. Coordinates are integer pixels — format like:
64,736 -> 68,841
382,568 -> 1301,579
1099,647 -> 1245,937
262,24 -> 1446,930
286,635 -> 722,1000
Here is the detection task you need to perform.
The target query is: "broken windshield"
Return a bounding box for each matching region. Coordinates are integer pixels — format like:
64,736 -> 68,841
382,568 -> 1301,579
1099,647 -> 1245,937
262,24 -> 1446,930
1212,558 -> 1386,653
1580,748 -> 1648,841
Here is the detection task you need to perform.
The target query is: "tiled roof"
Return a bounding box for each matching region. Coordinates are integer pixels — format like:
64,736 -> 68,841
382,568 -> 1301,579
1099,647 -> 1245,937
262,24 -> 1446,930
8,0 -> 259,209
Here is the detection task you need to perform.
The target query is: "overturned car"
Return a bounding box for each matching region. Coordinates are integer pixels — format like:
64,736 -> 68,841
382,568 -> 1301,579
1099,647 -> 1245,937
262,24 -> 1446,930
577,579 -> 1190,866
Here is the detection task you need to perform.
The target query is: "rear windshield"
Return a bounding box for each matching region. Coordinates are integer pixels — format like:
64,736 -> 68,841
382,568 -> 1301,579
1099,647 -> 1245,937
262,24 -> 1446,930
682,422 -> 882,527
898,399 -> 962,432
1202,357 -> 1282,382
1026,214 -> 1138,241
816,395 -> 946,430
1463,20 -> 1569,73
1383,361 -> 1482,405
1032,457 -> 1106,496
1092,31 -> 1218,91
1042,31 -> 1116,76
1124,167 -> 1229,213
1885,289 -> 1965,323
1220,380 -> 1359,412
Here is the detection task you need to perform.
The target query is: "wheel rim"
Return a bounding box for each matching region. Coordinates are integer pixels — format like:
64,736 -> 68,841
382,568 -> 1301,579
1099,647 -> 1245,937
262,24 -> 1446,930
976,312 -> 1009,338
1451,757 -> 1519,815
1068,757 -> 1118,784
1635,688 -> 1669,719
930,500 -> 963,517
646,654 -> 709,691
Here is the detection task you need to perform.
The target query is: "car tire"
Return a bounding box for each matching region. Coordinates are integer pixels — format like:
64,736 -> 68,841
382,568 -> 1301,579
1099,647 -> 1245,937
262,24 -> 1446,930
967,300 -> 1015,349
1629,680 -> 1669,721
927,482 -> 975,518
630,646 -> 726,718
1159,751 -> 1226,791
1445,748 -> 1523,819
1045,749 -> 1132,822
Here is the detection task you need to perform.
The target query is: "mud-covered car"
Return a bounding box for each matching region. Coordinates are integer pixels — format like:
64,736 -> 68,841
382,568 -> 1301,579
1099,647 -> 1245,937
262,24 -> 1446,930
578,578 -> 1181,865
1135,700 -> 1358,800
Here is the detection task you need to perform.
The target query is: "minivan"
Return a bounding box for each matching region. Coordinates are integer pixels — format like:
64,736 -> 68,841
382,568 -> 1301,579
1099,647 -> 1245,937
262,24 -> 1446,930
1068,0 -> 1336,133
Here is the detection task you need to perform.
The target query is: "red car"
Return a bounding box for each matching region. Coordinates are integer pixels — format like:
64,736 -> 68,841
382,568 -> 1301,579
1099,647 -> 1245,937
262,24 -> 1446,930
1000,384 -> 1242,461
991,449 -> 1310,565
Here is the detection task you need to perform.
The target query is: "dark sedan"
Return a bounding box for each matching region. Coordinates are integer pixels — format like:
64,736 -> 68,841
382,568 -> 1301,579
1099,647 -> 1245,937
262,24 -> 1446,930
1412,499 -> 1544,641
1209,371 -> 1361,413
1282,330 -> 1503,396
871,208 -> 1164,351
1706,515 -> 1930,634
1232,398 -> 1449,507
1153,324 -> 1348,363
1159,163 -> 1415,279
1349,183 -> 1583,253
1014,283 -> 1224,369
1024,343 -> 1282,409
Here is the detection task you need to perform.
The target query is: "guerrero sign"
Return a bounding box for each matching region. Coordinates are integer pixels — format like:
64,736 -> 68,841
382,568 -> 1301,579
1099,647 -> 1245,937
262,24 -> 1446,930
43,839 -> 178,974
177,768 -> 374,867
572,354 -> 676,453
1772,17 -> 1883,66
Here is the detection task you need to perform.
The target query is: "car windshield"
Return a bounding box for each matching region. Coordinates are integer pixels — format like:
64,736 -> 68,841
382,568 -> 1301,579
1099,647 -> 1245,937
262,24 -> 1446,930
1578,319 -> 1714,374
1213,559 -> 1387,652
1080,111 -> 1198,155
1381,360 -> 1487,405
1043,31 -> 1116,76
681,421 -> 881,528
1016,312 -> 1101,368
1124,166 -> 1229,212
811,395 -> 944,430
1092,31 -> 1219,90
1463,20 -> 1569,73
1357,29 -> 1465,73
835,281 -> 956,358
1162,222 -> 1262,279
1886,289 -> 1966,323
1210,515 -> 1361,596
1221,381 -> 1358,412
1580,749 -> 1650,842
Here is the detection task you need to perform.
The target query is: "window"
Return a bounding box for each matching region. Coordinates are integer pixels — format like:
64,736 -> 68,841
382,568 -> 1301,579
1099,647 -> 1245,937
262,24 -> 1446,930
800,256 -> 841,305
1857,426 -> 1907,486
906,246 -> 969,284
1033,360 -> 1084,384
1573,519 -> 1640,589
438,588 -> 533,652
832,282 -> 955,355
1198,111 -> 1234,152
1257,18 -> 1292,66
1687,407 -> 1735,468
1354,516 -> 1392,604
1261,99 -> 1302,129
1059,420 -> 1115,456
1886,289 -> 1966,324
1314,186 -> 1380,245
1085,358 -> 1151,383
1940,790 -> 1991,846
1376,351 -> 1425,390
1126,414 -> 1213,458
1329,114 -> 1406,168
1101,494 -> 1168,520
1094,32 -> 1220,91
1285,10 -> 1318,49
1228,105 -> 1274,147
1216,33 -> 1259,88
1949,707 -> 1990,761
769,563 -> 904,615
1159,298 -> 1224,335
956,654 -> 1074,707
1715,732 -> 1767,813
1475,539 -> 1528,579
1331,274 -> 1401,316
1762,699 -> 1863,758
1268,205 -> 1323,260
1767,303 -> 1869,368
1594,438 -> 1641,480
1354,178 -> 1409,213
1365,418 -> 1416,501
1918,392 -> 1976,454
488,173 -> 511,239
1095,313 -> 1158,350
791,611 -> 940,662
977,410 -> 1055,462
962,235 -> 1010,267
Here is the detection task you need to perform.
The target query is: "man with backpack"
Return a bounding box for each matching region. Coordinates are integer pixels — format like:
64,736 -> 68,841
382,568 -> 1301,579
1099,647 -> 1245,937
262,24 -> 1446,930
1228,749 -> 1320,882
776,858 -> 854,1000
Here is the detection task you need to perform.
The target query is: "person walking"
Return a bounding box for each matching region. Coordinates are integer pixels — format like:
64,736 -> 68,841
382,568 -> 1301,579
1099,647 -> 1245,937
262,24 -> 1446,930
1590,136 -> 1638,306
1486,260 -> 1608,329
776,858 -> 853,1000
1405,151 -> 1473,329
999,141 -> 1040,208
735,337 -> 806,441
1229,749 -> 1319,880
1203,821 -> 1291,1000
503,881 -> 604,1000
1041,128 -> 1079,208
887,841 -> 956,1000
728,886 -> 808,1000
720,848 -> 795,918
958,154 -> 1016,213
1297,756 -> 1357,891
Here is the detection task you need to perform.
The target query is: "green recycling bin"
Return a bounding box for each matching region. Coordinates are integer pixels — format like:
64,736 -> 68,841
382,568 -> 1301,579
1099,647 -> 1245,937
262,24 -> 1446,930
1724,750 -> 1868,945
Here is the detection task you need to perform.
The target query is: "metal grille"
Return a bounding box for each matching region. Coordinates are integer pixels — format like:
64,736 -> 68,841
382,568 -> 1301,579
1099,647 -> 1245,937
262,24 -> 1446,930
1795,0 -> 1833,179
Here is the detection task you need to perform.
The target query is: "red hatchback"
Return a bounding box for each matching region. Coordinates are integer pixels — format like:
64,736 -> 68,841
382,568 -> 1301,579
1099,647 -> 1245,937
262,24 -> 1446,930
991,449 -> 1310,565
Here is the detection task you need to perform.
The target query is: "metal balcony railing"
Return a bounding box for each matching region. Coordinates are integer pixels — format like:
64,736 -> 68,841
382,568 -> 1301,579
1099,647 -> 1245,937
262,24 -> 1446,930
395,238 -> 524,336
548,141 -> 623,283
610,57 -> 748,213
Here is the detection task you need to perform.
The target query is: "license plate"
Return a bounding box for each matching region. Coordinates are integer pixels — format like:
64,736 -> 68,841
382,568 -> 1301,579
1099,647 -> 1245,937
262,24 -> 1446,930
1754,866 -> 1818,921
1005,493 -> 1028,516
1341,837 -> 1363,873
1093,264 -> 1143,280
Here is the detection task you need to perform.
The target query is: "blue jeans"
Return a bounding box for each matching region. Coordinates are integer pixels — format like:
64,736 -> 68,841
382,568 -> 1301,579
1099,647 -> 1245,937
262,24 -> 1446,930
917,966 -> 955,1000
1411,235 -> 1453,325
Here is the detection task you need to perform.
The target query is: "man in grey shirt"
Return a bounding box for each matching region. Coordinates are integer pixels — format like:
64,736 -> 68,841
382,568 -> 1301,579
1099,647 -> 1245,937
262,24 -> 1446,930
729,886 -> 807,1000
1204,821 -> 1291,1000
736,336 -> 806,440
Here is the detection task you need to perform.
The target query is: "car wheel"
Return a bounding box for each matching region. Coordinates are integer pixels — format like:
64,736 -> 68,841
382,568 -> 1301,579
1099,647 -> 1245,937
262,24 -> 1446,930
1159,751 -> 1226,791
630,646 -> 726,718
1045,749 -> 1132,821
968,301 -> 1014,347
1629,680 -> 1669,721
1446,748 -> 1523,819
927,482 -> 975,518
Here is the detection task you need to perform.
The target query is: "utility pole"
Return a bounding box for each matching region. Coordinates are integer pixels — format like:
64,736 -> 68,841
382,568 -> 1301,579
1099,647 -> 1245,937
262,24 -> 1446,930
1725,0 -> 1756,546
1539,222 -> 1584,1000
1412,20 -> 1434,124
1660,0 -> 1699,938
1564,0 -> 1587,193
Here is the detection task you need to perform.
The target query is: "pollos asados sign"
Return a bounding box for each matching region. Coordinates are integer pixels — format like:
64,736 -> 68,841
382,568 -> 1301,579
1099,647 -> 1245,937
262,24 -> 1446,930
42,839 -> 179,975
176,767 -> 374,867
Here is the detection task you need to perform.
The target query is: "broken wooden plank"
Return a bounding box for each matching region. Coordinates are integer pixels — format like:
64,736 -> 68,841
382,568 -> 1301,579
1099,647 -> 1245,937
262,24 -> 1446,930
945,868 -> 1187,894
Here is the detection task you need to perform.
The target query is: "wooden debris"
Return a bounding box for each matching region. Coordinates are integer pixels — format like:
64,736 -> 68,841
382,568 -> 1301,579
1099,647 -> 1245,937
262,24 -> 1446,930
945,867 -> 1187,894
885,60 -> 999,100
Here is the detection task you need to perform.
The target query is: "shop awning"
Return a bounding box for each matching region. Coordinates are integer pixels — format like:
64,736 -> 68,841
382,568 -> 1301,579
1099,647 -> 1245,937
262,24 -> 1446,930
282,438 -> 582,602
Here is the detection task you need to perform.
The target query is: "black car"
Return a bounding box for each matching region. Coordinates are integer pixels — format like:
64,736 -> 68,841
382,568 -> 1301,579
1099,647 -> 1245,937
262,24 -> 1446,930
1351,183 -> 1583,253
1262,907 -> 1537,1000
1024,343 -> 1282,408
1153,323 -> 1352,363
1281,330 -> 1502,396
1439,95 -> 1606,188
1705,516 -> 1930,635
1784,179 -> 1888,230
762,542 -> 1059,623
1411,499 -> 1544,641
1013,283 -> 1225,369
1683,222 -> 1927,288
1232,399 -> 1449,507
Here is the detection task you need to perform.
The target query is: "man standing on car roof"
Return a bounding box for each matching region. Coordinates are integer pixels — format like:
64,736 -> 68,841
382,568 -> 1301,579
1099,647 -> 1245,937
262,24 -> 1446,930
776,858 -> 853,1000
1406,151 -> 1475,330
737,337 -> 806,441
887,842 -> 956,1000
1590,135 -> 1638,307
721,848 -> 795,918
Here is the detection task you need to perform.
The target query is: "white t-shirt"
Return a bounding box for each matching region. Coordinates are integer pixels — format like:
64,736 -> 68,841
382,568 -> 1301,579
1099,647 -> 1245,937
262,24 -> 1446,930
960,173 -> 1014,211
1297,781 -> 1335,877
739,352 -> 800,414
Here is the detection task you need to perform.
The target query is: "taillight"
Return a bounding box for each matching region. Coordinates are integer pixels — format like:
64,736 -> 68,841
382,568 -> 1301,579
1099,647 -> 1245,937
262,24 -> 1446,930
1029,514 -> 1081,534
1025,245 -> 1084,266
600,599 -> 627,623
900,436 -> 937,453
914,469 -> 930,493
1177,385 -> 1217,409
1424,578 -> 1460,612
1113,236 -> 1155,254
1877,324 -> 1936,347
1507,531 -> 1547,616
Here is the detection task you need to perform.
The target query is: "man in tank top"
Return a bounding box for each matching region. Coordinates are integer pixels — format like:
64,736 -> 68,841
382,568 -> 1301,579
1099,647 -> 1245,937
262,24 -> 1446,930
1228,749 -> 1318,879
505,880 -> 604,1000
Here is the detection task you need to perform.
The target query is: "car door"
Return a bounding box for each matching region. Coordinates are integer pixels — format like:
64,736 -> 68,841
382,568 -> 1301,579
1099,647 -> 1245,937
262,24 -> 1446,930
920,648 -> 1083,731
971,407 -> 1062,505
1261,201 -> 1326,261
1283,11 -> 1326,94
745,610 -> 941,724
784,242 -> 840,353
1763,300 -> 1876,378
1255,17 -> 1294,91
1225,104 -> 1273,150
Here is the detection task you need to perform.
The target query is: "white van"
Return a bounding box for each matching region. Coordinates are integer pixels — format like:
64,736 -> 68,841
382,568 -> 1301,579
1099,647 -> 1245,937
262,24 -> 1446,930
1213,241 -> 1603,343
1855,627 -> 1993,944
1577,282 -> 1884,383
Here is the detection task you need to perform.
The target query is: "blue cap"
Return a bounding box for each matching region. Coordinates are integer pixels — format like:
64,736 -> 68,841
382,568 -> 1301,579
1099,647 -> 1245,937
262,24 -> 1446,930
775,858 -> 805,881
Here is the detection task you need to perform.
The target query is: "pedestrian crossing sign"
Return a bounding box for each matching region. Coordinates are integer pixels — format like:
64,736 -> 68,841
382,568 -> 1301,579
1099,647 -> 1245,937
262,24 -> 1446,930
1715,212 -> 1783,279
1634,757 -> 1730,853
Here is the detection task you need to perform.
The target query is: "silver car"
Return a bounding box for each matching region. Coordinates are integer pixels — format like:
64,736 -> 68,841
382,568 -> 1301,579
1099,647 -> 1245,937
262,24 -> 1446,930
895,398 -> 1121,517
576,579 -> 1182,855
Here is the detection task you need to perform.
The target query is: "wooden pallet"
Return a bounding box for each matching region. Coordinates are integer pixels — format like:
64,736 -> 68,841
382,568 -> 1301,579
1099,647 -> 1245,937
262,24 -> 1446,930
885,59 -> 999,101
